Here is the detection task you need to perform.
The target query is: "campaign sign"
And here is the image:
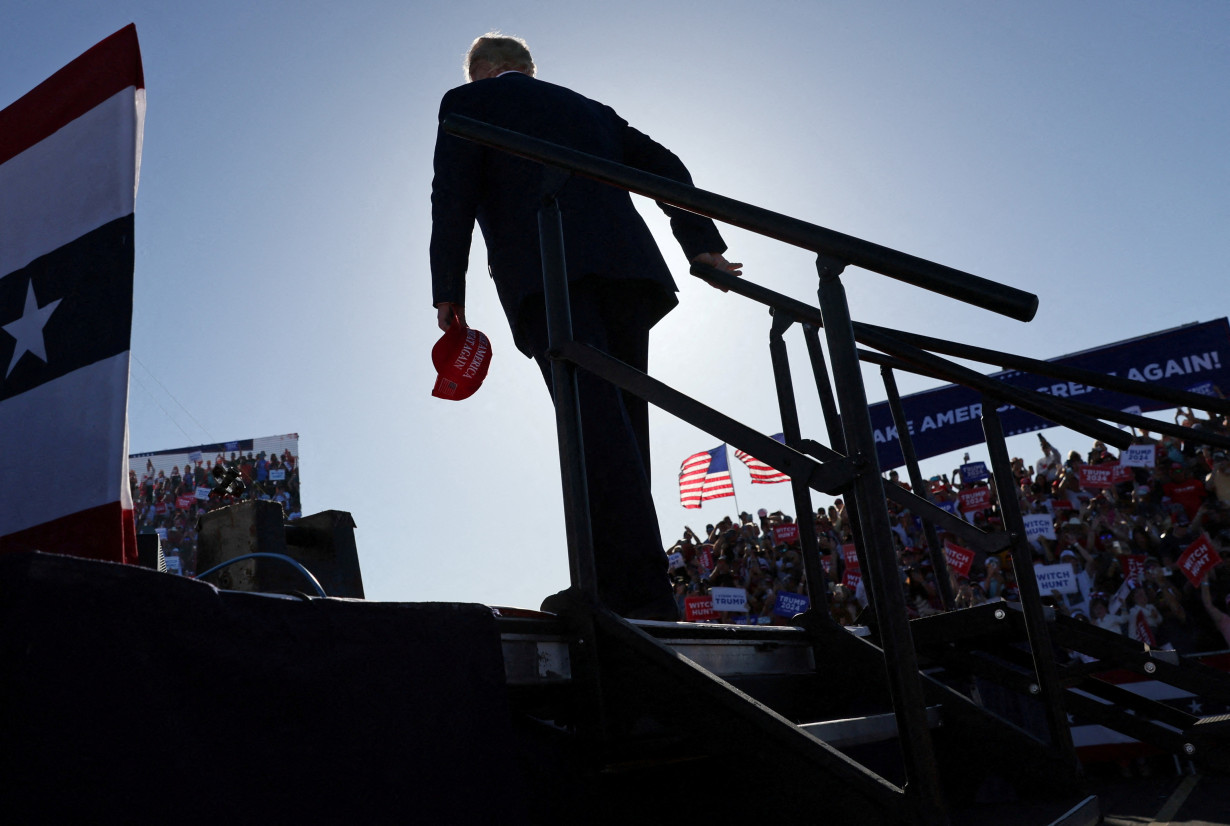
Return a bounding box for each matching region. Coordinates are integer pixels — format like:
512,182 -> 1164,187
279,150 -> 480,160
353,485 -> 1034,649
960,461 -> 990,483
1078,465 -> 1115,490
1108,578 -> 1133,616
943,541 -> 975,577
1178,534 -> 1219,586
270,469 -> 286,481
698,545 -> 714,572
1121,444 -> 1156,468
773,523 -> 800,546
685,595 -> 718,622
710,587 -> 749,613
1122,554 -> 1147,583
843,570 -> 862,591
176,495 -> 195,510
667,552 -> 685,571
1023,512 -> 1057,541
959,487 -> 992,514
194,486 -> 212,501
1034,563 -> 1079,595
188,450 -> 203,464
841,543 -> 860,571
1132,610 -> 1157,646
1187,381 -> 1217,396
773,592 -> 810,618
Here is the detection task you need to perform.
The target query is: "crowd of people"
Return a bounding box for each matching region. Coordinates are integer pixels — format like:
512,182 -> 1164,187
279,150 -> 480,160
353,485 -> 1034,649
667,406 -> 1230,654
130,448 -> 302,576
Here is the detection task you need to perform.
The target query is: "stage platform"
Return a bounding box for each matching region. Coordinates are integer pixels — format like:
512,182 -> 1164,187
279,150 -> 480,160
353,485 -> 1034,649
3,551 -> 1229,825
496,609 -> 1230,825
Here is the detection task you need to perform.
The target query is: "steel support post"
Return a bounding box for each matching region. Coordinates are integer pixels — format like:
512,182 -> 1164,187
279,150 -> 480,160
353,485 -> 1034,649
980,400 -> 1078,763
802,323 -> 843,445
881,367 -> 955,611
538,197 -> 612,744
538,198 -> 599,602
815,256 -> 947,824
768,312 -> 830,612
802,323 -> 871,589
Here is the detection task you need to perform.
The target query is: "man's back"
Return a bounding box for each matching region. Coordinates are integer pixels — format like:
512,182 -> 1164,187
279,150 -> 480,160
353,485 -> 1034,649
427,34 -> 738,620
430,72 -> 720,349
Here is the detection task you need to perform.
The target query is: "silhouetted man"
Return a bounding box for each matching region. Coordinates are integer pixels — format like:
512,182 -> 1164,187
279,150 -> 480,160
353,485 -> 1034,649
430,34 -> 740,619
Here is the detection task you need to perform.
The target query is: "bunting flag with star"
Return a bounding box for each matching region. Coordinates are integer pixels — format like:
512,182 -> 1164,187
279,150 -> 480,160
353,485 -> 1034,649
0,25 -> 144,563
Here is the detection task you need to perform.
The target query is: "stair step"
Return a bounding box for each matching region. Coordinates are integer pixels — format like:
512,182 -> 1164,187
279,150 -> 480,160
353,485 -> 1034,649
799,705 -> 942,748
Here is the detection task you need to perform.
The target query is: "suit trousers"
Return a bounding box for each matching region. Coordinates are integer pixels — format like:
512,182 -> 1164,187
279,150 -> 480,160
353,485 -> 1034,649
518,277 -> 672,611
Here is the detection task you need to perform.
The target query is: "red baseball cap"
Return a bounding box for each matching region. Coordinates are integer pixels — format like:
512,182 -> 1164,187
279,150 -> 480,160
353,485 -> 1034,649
431,316 -> 492,401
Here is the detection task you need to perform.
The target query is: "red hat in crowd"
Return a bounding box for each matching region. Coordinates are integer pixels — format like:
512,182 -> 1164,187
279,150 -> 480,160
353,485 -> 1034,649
431,313 -> 492,401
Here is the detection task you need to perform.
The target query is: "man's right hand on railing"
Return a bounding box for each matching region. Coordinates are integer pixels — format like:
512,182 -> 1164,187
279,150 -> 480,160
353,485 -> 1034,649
691,252 -> 743,291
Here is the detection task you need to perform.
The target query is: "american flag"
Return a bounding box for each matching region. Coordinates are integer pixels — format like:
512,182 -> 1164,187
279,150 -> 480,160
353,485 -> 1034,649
733,433 -> 790,484
679,445 -> 734,509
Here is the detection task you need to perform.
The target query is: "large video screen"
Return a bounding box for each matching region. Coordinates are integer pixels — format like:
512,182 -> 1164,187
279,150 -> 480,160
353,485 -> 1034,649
128,434 -> 300,576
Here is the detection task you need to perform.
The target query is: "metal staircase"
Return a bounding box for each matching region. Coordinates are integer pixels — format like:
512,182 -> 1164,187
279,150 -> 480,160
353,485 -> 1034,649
445,113 -> 1230,824
909,602 -> 1230,773
500,610 -> 1095,825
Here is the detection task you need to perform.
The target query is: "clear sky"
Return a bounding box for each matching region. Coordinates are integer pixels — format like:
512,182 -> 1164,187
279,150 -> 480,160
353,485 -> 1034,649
3,1 -> 1228,607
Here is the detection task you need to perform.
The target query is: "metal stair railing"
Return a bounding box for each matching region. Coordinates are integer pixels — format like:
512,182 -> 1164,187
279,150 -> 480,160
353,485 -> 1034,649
692,257 -> 1230,768
442,114 -> 1230,822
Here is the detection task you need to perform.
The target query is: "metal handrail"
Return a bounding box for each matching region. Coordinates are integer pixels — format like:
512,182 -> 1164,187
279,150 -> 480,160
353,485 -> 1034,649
443,114 -> 1039,323
693,260 -> 1229,452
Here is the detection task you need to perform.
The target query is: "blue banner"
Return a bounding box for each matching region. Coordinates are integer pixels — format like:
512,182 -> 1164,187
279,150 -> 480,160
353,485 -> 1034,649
870,319 -> 1230,469
959,461 -> 990,482
772,591 -> 811,618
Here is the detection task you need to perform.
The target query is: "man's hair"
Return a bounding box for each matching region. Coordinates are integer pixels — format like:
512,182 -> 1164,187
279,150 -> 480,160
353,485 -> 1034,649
465,33 -> 536,81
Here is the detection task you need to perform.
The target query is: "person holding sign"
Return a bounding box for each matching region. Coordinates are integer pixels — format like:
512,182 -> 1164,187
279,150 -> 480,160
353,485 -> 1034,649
1035,435 -> 1062,483
1145,561 -> 1195,651
1090,596 -> 1128,635
1127,585 -> 1163,646
983,556 -> 1006,600
1163,463 -> 1208,522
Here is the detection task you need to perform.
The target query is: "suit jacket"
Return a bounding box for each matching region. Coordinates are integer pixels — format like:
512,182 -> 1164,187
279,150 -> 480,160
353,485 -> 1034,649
430,72 -> 726,354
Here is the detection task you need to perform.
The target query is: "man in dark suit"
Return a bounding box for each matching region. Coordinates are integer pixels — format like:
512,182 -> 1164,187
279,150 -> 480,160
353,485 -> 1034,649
430,34 -> 740,620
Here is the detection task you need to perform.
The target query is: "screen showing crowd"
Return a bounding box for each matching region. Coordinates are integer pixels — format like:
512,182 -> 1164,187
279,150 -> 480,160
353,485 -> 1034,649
129,434 -> 301,576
